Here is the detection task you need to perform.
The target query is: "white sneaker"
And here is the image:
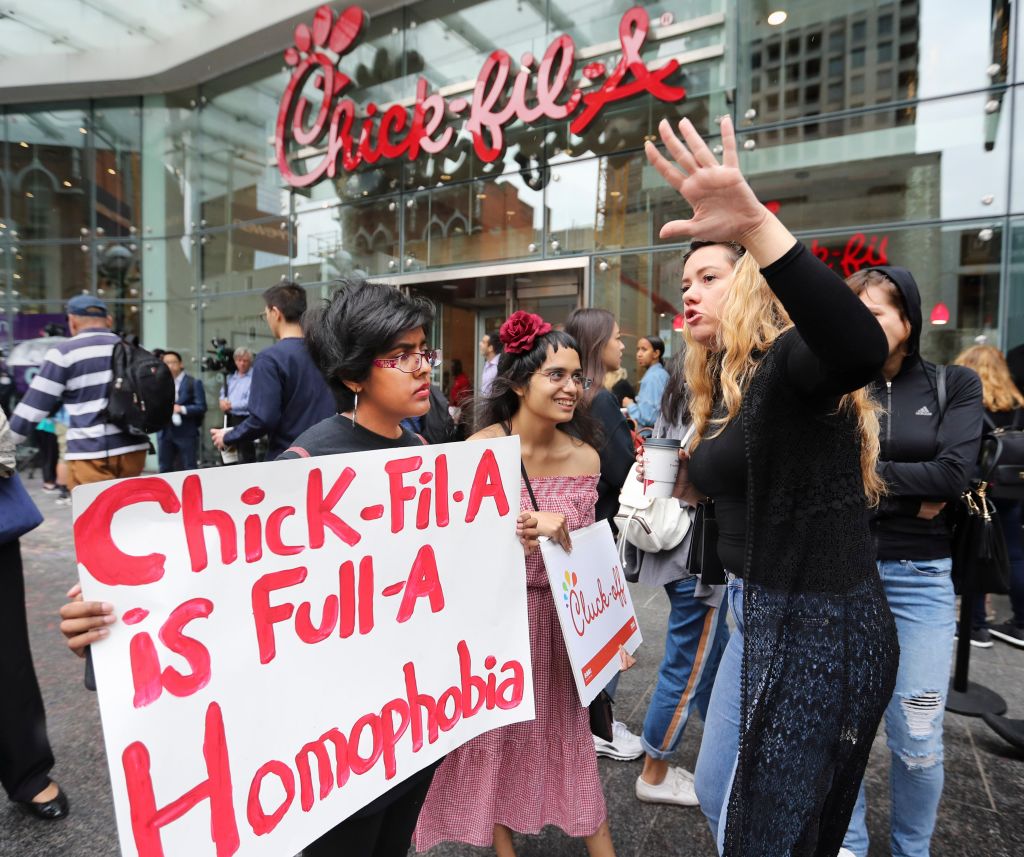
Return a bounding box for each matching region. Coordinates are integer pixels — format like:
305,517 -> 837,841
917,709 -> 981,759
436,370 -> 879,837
594,720 -> 644,760
635,766 -> 699,806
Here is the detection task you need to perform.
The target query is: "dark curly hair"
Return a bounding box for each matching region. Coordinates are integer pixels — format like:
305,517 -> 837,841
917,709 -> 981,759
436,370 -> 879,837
473,328 -> 601,448
303,279 -> 434,411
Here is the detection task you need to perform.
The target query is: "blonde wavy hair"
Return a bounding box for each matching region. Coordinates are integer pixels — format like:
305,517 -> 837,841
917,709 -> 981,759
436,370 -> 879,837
683,243 -> 884,506
954,344 -> 1024,412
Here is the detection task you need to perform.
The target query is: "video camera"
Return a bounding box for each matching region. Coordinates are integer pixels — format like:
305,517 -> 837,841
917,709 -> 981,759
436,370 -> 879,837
201,338 -> 236,375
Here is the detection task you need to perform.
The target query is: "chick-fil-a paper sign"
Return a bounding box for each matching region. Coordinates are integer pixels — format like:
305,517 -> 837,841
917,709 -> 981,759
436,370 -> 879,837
540,520 -> 642,707
72,437 -> 533,857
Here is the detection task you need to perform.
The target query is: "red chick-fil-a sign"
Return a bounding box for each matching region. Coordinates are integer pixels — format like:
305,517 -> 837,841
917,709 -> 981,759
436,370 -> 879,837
73,438 -> 533,857
275,4 -> 687,187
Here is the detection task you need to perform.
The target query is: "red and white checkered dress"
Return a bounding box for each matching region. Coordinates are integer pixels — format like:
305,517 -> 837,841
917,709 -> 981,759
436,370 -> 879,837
414,474 -> 606,850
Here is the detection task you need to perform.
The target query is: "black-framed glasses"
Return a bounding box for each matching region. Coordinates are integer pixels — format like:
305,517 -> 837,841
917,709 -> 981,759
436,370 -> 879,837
372,349 -> 442,373
532,369 -> 592,390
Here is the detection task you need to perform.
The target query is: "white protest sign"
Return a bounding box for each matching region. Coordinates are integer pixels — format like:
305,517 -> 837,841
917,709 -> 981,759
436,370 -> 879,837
540,520 -> 642,706
72,437 -> 533,857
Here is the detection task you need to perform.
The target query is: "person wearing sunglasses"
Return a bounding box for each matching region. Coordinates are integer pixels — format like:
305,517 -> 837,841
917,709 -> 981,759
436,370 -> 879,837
59,281 -> 541,857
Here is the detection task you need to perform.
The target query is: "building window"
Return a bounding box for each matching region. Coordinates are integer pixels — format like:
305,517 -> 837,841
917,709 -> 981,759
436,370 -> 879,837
805,57 -> 821,77
851,48 -> 866,69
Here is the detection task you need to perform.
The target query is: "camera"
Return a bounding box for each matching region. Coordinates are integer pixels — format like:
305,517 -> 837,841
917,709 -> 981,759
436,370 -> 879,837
201,338 -> 236,374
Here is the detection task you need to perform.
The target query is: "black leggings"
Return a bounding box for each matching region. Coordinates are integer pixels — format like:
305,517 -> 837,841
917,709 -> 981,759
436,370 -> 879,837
302,772 -> 434,857
0,539 -> 55,802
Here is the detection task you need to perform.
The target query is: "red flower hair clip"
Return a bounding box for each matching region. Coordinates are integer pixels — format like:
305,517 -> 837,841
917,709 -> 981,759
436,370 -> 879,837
500,311 -> 552,354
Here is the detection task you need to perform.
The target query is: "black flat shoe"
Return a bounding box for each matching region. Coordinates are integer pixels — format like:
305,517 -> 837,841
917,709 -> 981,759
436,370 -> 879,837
16,787 -> 69,821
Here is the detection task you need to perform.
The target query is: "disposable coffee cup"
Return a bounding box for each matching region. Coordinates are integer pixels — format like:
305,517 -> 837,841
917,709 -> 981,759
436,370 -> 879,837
220,416 -> 239,464
642,437 -> 682,498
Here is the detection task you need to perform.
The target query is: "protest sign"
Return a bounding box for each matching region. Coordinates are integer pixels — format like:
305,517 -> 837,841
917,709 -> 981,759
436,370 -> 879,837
540,520 -> 642,706
72,437 -> 533,857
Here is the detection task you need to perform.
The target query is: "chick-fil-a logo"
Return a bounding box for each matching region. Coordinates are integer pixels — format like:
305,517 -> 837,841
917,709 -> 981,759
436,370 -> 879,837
562,565 -> 629,638
275,4 -> 686,188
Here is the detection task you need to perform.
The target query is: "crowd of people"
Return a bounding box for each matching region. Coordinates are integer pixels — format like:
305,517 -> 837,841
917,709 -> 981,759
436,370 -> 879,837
1,114 -> 1022,857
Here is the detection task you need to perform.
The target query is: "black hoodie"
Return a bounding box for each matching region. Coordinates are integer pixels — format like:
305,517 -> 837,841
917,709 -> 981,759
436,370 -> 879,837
867,265 -> 984,560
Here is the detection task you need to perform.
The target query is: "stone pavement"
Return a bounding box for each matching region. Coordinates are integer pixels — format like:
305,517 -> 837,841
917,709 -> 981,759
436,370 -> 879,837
2,477 -> 1022,857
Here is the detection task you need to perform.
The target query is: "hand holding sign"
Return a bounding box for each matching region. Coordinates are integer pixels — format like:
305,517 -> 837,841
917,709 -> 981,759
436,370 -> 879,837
72,438 -> 534,857
540,520 -> 642,707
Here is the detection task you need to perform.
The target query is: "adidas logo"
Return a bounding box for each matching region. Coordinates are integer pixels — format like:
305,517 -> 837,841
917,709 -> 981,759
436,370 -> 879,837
915,406 -> 933,416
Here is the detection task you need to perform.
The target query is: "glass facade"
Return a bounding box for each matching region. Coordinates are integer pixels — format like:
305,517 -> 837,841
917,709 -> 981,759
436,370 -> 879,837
0,0 -> 1019,449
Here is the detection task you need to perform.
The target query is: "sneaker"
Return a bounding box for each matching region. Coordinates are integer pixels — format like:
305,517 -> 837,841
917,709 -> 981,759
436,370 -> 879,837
594,720 -> 644,761
970,628 -> 994,649
41,483 -> 58,493
989,622 -> 1024,648
53,495 -> 72,507
635,766 -> 699,806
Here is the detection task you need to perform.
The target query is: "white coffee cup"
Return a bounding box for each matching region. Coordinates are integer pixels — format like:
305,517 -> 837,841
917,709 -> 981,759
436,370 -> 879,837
219,416 -> 238,464
642,438 -> 682,498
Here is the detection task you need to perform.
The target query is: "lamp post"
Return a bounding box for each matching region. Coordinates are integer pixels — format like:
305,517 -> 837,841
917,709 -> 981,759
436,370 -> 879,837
100,243 -> 134,333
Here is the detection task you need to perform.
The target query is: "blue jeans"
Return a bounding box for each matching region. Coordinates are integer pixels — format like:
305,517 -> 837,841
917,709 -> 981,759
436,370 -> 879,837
694,578 -> 744,851
843,558 -> 956,857
641,576 -> 728,759
973,498 -> 1024,628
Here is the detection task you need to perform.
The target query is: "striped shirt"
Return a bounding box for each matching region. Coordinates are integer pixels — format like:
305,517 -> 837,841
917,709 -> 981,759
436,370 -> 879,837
9,330 -> 150,460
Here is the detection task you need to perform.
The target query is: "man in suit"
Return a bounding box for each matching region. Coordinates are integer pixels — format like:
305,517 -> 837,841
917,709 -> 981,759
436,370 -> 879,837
158,350 -> 207,471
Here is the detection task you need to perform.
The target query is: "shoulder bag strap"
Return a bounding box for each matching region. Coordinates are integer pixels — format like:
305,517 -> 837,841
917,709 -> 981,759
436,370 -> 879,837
502,420 -> 540,512
936,363 -> 947,420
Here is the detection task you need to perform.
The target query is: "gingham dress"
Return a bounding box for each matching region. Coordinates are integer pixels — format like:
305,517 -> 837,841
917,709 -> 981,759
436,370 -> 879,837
414,474 -> 606,850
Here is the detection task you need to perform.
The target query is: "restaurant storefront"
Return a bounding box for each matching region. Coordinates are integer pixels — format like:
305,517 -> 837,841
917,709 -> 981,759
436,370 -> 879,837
0,0 -> 1020,453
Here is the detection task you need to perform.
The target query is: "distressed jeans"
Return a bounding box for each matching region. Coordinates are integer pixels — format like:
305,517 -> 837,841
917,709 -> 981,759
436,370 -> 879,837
843,558 -> 956,857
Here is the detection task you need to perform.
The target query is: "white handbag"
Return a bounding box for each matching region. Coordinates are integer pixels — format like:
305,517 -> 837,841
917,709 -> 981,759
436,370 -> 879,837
614,462 -> 691,556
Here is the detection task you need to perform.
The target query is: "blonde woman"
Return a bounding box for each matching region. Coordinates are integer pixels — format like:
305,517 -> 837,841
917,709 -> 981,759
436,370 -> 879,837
955,344 -> 1024,647
645,117 -> 898,856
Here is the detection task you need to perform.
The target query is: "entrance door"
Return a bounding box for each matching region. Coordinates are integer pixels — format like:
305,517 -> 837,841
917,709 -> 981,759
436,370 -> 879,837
392,260 -> 586,406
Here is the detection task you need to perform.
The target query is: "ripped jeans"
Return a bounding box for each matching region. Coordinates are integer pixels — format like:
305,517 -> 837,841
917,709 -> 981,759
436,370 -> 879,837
842,558 -> 956,857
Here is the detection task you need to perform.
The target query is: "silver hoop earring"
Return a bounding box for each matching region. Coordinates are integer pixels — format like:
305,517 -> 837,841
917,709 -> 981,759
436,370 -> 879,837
351,392 -> 358,426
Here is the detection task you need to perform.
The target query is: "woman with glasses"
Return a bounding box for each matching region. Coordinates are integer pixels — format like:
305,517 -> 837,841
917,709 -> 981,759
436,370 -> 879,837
59,281 -> 540,857
416,311 -> 624,857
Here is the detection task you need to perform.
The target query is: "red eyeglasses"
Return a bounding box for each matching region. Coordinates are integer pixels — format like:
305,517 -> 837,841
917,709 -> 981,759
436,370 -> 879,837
371,350 -> 442,373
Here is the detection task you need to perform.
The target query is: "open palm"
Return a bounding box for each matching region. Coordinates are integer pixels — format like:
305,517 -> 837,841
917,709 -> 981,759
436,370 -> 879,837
644,116 -> 768,244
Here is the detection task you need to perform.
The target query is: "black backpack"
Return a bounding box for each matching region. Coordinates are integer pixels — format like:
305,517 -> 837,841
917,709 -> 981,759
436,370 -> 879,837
105,339 -> 175,434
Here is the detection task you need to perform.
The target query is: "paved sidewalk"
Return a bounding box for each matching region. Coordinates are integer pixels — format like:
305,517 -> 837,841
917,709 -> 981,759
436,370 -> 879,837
2,478 -> 1022,857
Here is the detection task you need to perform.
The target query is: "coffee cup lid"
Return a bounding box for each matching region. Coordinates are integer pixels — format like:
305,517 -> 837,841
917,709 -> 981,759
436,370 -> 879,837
644,437 -> 681,449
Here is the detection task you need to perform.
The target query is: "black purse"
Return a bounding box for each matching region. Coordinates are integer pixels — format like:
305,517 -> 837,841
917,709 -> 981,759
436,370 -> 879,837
686,500 -> 726,585
518,456 -> 615,742
951,482 -> 1010,596
979,410 -> 1024,500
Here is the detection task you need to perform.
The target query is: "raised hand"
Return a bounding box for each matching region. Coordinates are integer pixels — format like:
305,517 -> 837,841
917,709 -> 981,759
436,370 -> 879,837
644,116 -> 795,265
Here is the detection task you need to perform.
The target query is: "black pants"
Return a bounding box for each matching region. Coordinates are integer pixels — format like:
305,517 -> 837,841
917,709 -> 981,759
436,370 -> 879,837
302,771 -> 434,857
0,539 -> 55,802
32,430 -> 58,484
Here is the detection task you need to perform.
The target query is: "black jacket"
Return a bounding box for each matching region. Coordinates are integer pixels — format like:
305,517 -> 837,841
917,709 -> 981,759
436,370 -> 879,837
866,265 -> 984,561
588,388 -> 633,526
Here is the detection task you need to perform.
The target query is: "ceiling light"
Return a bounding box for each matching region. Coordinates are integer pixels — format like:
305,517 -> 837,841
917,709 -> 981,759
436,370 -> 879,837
440,174 -> 452,181
767,10 -> 788,26
25,191 -> 33,198
18,141 -> 28,148
63,180 -> 72,187
79,127 -> 88,134
107,168 -> 116,175
609,190 -> 621,197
